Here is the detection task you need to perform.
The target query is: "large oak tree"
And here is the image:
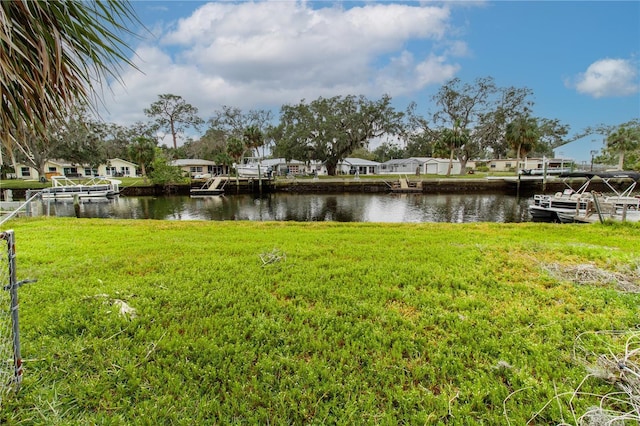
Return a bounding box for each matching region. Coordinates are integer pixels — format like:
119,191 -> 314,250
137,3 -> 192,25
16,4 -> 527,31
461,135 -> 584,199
274,95 -> 405,175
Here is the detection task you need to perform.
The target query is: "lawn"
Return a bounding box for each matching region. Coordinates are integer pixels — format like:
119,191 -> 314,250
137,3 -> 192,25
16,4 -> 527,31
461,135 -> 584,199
1,219 -> 639,424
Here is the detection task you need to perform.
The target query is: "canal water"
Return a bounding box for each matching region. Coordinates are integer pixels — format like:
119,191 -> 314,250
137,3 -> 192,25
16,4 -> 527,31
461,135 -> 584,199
33,193 -> 533,223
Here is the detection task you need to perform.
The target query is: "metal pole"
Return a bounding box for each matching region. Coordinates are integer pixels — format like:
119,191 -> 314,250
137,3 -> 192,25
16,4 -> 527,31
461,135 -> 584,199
25,190 -> 31,217
6,231 -> 22,390
73,194 -> 80,218
591,192 -> 604,224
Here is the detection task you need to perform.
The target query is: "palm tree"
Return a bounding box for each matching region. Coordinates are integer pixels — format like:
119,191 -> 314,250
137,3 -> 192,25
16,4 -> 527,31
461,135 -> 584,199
128,137 -> 157,182
438,120 -> 469,176
606,125 -> 640,170
506,115 -> 539,173
0,1 -> 138,154
243,126 -> 264,158
227,137 -> 245,166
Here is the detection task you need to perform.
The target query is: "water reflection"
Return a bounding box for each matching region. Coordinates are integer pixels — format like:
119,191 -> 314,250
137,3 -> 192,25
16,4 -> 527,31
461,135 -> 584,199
33,193 -> 533,223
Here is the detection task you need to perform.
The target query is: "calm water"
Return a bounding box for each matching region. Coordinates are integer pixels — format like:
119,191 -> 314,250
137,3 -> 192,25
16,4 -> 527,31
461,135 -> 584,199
33,193 -> 533,223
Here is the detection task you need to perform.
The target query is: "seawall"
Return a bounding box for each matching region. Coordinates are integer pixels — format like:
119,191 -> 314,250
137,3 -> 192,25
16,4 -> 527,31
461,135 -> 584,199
7,176 -> 635,200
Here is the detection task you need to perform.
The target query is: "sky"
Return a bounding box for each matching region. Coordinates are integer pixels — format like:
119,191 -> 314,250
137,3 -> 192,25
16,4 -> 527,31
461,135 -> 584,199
98,1 -> 640,165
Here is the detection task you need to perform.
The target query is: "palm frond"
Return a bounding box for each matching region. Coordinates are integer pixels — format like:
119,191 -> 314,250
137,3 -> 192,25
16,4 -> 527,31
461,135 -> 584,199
0,0 -> 140,153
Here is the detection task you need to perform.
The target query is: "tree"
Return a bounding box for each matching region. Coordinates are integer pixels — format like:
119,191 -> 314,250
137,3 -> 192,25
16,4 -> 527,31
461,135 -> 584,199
438,120 -> 470,176
274,95 -> 405,175
207,106 -> 274,160
0,0 -> 138,161
243,126 -> 264,158
148,148 -> 187,187
227,138 -> 245,166
372,142 -> 405,162
431,77 -> 498,172
14,104 -> 105,179
505,115 -> 539,173
602,121 -> 640,170
534,118 -> 568,157
350,147 -> 376,161
183,128 -> 226,160
55,105 -> 107,169
474,85 -> 534,158
404,102 -> 438,157
144,94 -> 204,150
13,128 -> 60,181
128,137 -> 156,181
102,123 -> 132,160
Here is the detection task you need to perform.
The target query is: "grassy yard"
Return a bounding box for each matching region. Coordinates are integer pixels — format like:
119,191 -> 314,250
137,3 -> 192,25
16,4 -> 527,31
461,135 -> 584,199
1,218 -> 639,424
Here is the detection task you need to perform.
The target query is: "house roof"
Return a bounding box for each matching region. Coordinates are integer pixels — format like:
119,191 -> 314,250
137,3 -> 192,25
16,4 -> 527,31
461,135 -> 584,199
261,158 -> 305,167
381,158 -> 425,166
171,159 -> 218,167
108,158 -> 138,167
18,159 -> 138,168
423,158 -> 458,164
341,158 -> 381,166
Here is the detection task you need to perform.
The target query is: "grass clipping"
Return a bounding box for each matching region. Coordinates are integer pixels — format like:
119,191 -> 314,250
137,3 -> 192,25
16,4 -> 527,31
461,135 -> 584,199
543,262 -> 640,293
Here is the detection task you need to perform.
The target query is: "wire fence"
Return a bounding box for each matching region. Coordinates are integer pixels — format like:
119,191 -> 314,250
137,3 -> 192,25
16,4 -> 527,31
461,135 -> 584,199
0,231 -> 22,407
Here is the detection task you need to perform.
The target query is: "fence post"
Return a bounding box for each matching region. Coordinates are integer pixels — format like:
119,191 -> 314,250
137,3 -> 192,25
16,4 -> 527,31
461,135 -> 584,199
7,231 -> 22,390
25,190 -> 31,217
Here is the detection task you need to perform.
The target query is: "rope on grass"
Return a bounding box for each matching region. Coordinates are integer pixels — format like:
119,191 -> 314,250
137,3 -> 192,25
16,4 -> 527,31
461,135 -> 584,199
543,262 -> 640,293
514,330 -> 640,425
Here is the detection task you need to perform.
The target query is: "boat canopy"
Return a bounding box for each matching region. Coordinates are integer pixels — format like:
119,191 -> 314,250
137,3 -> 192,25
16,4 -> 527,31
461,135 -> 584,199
558,171 -> 640,181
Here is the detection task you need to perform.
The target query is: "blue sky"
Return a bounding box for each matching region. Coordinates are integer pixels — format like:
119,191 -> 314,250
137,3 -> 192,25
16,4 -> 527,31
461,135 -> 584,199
101,1 -> 640,164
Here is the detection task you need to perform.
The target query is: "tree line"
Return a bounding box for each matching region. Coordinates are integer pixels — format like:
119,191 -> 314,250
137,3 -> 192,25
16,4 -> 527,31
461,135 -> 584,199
4,80 -> 638,180
2,1 -> 637,183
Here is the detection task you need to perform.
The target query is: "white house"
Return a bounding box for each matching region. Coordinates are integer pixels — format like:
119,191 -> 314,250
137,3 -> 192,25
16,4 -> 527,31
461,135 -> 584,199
170,159 -> 230,178
379,158 -> 425,175
14,158 -> 139,180
99,158 -> 139,177
518,157 -> 575,174
487,158 -> 518,172
337,158 -> 381,175
379,157 -> 470,175
421,158 -> 462,175
261,158 -> 307,176
305,160 -> 328,176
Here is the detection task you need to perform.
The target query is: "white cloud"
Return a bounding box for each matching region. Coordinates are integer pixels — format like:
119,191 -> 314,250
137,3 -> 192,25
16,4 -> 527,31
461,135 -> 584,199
100,1 -> 464,128
571,58 -> 639,98
376,52 -> 460,95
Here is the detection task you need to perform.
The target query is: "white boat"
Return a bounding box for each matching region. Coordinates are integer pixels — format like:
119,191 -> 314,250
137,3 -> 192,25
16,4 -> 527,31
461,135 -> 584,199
41,175 -> 121,200
529,180 -> 593,222
235,158 -> 270,178
557,191 -> 640,224
528,172 -> 640,222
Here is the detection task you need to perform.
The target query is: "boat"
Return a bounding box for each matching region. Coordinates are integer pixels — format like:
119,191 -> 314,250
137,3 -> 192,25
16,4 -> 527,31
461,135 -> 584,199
528,171 -> 640,222
556,188 -> 640,224
190,176 -> 228,197
528,182 -> 593,222
41,175 -> 120,200
235,158 -> 270,178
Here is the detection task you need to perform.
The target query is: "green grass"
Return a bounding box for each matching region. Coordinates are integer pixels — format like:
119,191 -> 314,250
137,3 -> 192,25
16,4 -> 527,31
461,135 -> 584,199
1,219 -> 639,424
